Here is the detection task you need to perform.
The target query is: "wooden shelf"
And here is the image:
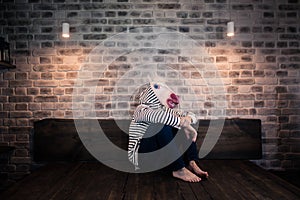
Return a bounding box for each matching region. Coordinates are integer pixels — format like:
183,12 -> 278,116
0,61 -> 16,70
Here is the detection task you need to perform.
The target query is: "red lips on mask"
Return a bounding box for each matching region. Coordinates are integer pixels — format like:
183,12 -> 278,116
167,93 -> 179,108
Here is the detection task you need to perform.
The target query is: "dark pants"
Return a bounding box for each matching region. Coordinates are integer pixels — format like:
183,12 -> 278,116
138,124 -> 199,172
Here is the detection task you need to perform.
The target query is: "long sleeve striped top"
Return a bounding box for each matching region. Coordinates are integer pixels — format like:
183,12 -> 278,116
128,84 -> 184,170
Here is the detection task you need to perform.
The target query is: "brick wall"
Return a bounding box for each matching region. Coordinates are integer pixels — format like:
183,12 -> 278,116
0,0 -> 299,189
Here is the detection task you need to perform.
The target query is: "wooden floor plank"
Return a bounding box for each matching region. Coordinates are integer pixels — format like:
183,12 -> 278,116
211,160 -> 260,200
45,163 -> 91,200
1,161 -> 299,200
200,160 -> 249,200
153,171 -> 182,200
54,163 -> 126,200
122,172 -> 155,200
76,164 -> 118,200
236,163 -> 288,200
106,170 -> 128,200
188,181 -> 212,200
239,161 -> 300,200
213,160 -> 300,200
188,161 -> 214,200
244,161 -> 300,195
194,173 -> 229,200
229,161 -> 278,200
0,163 -> 82,200
176,180 -> 197,200
211,160 -> 266,200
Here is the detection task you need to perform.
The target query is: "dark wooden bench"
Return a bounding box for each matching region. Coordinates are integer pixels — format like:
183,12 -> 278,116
0,118 -> 299,200
32,118 -> 262,162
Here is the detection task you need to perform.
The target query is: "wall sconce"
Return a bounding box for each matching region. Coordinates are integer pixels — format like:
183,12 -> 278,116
62,22 -> 70,38
227,21 -> 234,37
0,37 -> 15,69
227,0 -> 234,37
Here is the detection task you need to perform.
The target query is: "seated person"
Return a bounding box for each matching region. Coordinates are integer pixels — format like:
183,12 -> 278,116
128,82 -> 208,182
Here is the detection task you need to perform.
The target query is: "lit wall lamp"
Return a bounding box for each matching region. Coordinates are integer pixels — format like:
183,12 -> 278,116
227,21 -> 234,37
62,22 -> 70,38
227,0 -> 234,37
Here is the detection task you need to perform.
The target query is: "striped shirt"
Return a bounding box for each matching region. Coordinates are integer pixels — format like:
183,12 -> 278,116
128,84 -> 184,170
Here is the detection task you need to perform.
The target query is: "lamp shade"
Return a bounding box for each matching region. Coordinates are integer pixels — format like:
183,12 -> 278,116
227,21 -> 234,37
62,22 -> 70,38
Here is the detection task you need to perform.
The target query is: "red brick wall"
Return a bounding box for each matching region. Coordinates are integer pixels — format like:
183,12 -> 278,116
0,0 -> 299,189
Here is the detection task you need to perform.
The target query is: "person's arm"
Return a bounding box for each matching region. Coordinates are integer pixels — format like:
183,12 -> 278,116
133,105 -> 198,141
133,105 -> 181,128
163,107 -> 197,124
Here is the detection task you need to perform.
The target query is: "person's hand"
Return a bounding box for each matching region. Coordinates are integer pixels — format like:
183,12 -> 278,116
183,124 -> 197,142
180,116 -> 197,142
180,116 -> 192,127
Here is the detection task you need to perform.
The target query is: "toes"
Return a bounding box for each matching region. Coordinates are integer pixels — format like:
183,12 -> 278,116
193,177 -> 201,182
173,168 -> 202,183
189,175 -> 201,182
202,172 -> 209,178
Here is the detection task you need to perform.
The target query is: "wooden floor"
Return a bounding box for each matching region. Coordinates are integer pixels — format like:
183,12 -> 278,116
0,160 -> 299,200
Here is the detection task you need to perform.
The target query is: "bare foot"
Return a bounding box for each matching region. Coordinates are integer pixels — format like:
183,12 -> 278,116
172,167 -> 201,182
188,160 -> 209,178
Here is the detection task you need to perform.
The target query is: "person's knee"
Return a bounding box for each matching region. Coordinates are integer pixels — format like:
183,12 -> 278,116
156,125 -> 174,141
